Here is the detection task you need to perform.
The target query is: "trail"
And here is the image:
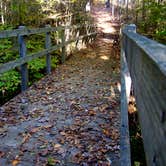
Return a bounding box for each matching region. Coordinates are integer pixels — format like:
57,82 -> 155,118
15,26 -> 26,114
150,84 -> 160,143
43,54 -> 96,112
0,4 -> 121,166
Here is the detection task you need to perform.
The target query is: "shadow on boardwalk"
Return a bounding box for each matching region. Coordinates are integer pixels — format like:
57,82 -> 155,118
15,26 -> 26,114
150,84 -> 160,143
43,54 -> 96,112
0,4 -> 121,166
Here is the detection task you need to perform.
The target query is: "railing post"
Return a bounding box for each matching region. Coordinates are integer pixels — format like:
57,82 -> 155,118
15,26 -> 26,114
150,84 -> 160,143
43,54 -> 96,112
61,29 -> 66,63
18,26 -> 28,92
125,24 -> 136,33
45,24 -> 51,74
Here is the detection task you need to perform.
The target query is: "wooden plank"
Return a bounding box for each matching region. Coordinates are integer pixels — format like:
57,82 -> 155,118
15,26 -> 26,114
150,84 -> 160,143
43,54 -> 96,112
120,37 -> 131,166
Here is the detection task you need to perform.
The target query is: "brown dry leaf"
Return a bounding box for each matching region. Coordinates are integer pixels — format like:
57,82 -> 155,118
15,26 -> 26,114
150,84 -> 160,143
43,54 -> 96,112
58,138 -> 65,144
72,152 -> 82,164
74,138 -> 80,145
53,144 -> 66,157
60,131 -> 66,136
110,112 -> 115,118
0,128 -> 7,134
38,137 -> 48,144
88,110 -> 96,116
54,143 -> 62,149
21,133 -> 31,144
100,104 -> 109,112
47,157 -> 60,165
102,148 -> 109,153
103,129 -> 110,137
111,131 -> 119,140
57,147 -> 65,155
30,127 -> 41,134
128,104 -> 136,114
54,143 -> 66,156
44,124 -> 53,129
12,159 -> 20,166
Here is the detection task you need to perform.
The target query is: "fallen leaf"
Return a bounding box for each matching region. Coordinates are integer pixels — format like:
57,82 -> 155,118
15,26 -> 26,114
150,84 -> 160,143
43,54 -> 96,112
12,159 -> 20,166
60,131 -> 66,136
47,157 -> 60,166
54,143 -> 62,149
88,110 -> 96,116
39,144 -> 47,149
0,128 -> 7,134
21,133 -> 31,144
29,127 -> 41,134
103,129 -> 110,137
44,124 -> 53,129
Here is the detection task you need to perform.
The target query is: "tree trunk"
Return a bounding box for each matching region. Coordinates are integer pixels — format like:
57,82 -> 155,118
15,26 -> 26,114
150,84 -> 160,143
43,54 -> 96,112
142,0 -> 146,21
0,0 -> 5,24
126,0 -> 129,21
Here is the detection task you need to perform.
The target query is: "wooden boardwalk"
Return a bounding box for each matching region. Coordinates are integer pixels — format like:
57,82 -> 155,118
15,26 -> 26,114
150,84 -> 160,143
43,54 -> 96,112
0,5 -> 121,166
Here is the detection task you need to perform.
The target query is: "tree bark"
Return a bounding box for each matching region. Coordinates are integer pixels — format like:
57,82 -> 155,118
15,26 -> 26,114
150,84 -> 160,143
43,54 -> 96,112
0,0 -> 5,24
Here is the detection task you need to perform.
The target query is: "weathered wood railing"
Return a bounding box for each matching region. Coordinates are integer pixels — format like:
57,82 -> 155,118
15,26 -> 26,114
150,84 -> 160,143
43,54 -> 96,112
0,24 -> 97,91
121,24 -> 166,166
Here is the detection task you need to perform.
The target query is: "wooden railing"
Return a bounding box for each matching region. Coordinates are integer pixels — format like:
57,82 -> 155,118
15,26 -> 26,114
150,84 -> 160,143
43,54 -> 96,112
121,24 -> 166,166
0,24 -> 97,91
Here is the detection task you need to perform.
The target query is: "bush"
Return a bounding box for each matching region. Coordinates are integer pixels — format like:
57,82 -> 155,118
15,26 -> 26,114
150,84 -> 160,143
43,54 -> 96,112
0,27 -> 59,105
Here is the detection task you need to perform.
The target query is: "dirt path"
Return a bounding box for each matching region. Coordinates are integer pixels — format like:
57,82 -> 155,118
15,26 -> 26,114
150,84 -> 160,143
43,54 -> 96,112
0,5 -> 121,166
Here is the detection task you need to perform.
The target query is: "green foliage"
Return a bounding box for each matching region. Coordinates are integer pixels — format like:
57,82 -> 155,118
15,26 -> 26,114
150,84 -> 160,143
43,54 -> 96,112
0,25 -> 13,30
0,70 -> 21,105
136,1 -> 166,44
47,157 -> 56,166
9,0 -> 43,26
28,58 -> 45,82
26,34 -> 59,82
0,27 -> 59,105
0,39 -> 18,63
27,34 -> 45,53
129,113 -> 146,166
0,70 -> 20,92
123,0 -> 166,44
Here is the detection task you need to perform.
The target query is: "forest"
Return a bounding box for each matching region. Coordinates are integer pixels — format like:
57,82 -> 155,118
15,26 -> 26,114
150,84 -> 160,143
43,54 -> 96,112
0,0 -> 165,104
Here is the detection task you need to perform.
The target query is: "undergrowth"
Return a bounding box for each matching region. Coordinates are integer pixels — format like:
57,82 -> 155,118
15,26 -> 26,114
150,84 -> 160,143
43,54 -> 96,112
0,25 -> 59,105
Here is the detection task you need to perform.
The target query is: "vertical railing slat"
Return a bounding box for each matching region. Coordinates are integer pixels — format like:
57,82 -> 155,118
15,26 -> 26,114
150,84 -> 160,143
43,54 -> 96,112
61,29 -> 66,63
45,25 -> 51,74
18,26 -> 28,91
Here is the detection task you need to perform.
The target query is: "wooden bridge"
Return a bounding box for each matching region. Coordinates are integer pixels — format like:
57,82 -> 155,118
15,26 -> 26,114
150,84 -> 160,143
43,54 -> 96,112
0,6 -> 166,166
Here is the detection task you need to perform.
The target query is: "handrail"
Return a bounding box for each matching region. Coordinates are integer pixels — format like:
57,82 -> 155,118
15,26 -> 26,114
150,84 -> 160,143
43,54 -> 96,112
0,23 -> 97,91
121,24 -> 166,166
122,28 -> 166,75
0,24 -> 96,38
0,31 -> 97,74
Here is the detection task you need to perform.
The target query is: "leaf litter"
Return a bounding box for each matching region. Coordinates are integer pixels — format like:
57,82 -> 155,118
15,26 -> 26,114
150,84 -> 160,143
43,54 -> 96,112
0,5 -> 120,166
